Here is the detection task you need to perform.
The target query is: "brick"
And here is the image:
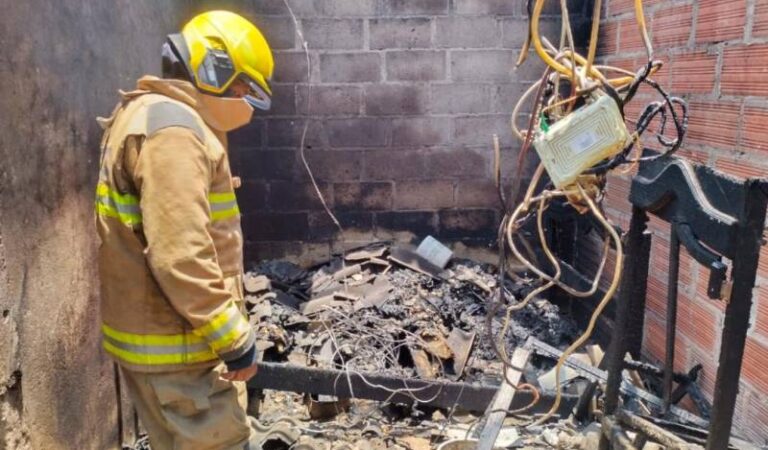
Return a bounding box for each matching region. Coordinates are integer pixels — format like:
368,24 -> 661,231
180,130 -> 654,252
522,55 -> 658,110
598,21 -> 619,55
435,17 -> 500,48
320,52 -> 381,82
252,16 -> 296,50
237,181 -> 268,212
695,0 -> 746,44
300,150 -> 363,181
643,314 -> 667,362
370,18 -> 432,49
375,211 -> 438,237
229,120 -> 264,149
721,45 -> 768,96
678,295 -> 720,352
742,336 -> 768,393
394,180 -> 454,209
439,209 -> 497,239
455,180 -> 503,208
364,84 -> 429,115
301,19 -> 364,49
455,0 -> 518,15
754,0 -> 768,38
651,4 -> 692,48
326,118 -> 389,147
424,149 -> 490,179
309,211 -> 374,240
392,117 -> 452,146
714,155 -> 768,179
646,275 -> 668,316
670,51 -> 717,95
454,115 -> 512,145
296,85 -> 362,116
242,212 -> 309,241
741,106 -> 768,154
451,50 -> 517,82
240,150 -> 296,181
608,0 -> 663,16
618,17 -> 647,54
333,182 -> 393,210
266,119 -> 326,148
363,149 -> 427,180
267,181 -> 331,211
685,101 -> 741,149
268,84 -> 297,116
386,50 -> 447,81
754,286 -> 768,339
740,391 -> 768,444
432,83 -> 492,114
273,52 -> 312,83
385,0 -> 449,16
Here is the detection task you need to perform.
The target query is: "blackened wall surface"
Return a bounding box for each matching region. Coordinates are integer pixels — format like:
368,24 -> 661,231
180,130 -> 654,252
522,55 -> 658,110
197,0 -> 590,265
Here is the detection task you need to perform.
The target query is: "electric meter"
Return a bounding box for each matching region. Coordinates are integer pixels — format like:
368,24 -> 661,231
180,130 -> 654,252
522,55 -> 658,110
533,95 -> 630,188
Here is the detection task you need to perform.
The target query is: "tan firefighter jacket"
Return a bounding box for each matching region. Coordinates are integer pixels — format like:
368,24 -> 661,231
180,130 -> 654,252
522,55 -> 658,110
95,76 -> 256,372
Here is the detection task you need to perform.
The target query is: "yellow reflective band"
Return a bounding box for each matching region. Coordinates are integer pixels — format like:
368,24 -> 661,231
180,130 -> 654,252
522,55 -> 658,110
193,302 -> 250,351
95,183 -> 143,225
102,324 -> 206,346
103,341 -> 217,366
96,202 -> 143,226
208,191 -> 240,222
97,182 -> 139,205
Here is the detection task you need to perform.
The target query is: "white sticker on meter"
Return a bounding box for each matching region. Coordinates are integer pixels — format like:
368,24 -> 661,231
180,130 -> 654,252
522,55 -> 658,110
570,130 -> 599,155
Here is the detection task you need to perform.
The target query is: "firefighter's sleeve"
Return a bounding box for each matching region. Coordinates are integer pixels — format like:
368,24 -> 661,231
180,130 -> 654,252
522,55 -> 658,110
133,125 -> 256,368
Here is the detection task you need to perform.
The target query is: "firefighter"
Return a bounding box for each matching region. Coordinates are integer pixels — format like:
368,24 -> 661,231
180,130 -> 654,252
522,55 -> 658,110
95,10 -> 273,449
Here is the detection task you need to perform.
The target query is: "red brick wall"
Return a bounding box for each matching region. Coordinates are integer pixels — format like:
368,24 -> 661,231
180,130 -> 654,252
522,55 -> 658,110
599,0 -> 768,442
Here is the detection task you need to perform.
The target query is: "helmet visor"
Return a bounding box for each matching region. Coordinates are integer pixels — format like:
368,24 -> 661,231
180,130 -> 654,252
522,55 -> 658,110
197,48 -> 236,90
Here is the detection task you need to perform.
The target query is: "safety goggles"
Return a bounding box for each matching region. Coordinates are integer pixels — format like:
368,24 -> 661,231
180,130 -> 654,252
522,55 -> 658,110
197,48 -> 272,111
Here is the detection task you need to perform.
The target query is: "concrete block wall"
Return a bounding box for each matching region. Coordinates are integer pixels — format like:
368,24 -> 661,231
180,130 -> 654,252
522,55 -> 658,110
598,0 -> 768,442
219,0 -> 591,264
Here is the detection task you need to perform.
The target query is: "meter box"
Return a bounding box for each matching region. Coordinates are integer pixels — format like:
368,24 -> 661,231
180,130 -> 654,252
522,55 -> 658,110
533,95 -> 630,188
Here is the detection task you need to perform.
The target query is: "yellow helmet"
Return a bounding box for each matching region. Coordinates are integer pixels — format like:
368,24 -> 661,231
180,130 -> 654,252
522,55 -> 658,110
168,11 -> 274,110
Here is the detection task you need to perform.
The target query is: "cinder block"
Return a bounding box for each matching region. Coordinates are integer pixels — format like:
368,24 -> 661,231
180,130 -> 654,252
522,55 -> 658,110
251,16 -> 296,50
370,18 -> 432,49
438,209 -> 497,239
242,212 -> 309,241
268,181 -> 332,211
392,117 -> 452,146
309,211 -> 374,240
394,180 -> 454,209
273,51 -> 312,82
326,118 -> 389,147
325,0 -> 384,16
493,83 -> 531,114
386,50 -> 447,81
301,19 -> 364,49
296,85 -> 362,116
268,84 -> 297,116
266,119 -> 327,148
454,115 -> 513,145
229,120 -> 265,149
375,211 -> 438,237
455,0 -> 519,15
365,84 -> 429,115
435,17 -> 501,48
249,0 -> 325,16
423,149 -> 491,179
334,182 -> 394,210
363,149 -> 428,180
240,150 -> 296,181
301,149 -> 364,181
451,50 -> 517,82
500,17 -> 538,49
431,83 -> 492,114
320,52 -> 381,82
237,181 -> 269,212
455,180 -> 503,208
386,0 -> 449,16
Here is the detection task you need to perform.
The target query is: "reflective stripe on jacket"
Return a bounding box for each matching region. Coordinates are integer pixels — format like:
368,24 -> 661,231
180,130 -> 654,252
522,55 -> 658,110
95,76 -> 253,372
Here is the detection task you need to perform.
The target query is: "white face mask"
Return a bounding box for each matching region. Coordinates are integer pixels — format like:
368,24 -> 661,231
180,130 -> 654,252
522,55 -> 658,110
197,94 -> 255,132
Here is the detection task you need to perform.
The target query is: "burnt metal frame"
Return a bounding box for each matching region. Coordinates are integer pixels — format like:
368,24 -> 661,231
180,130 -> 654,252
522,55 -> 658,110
601,155 -> 768,449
